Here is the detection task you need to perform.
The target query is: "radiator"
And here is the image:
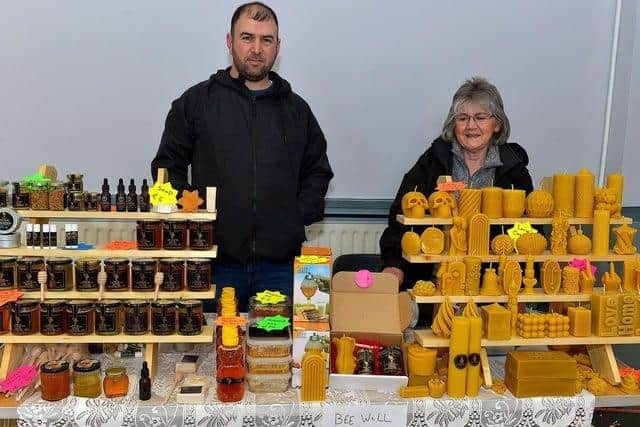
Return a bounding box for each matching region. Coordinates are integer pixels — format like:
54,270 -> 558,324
40,220 -> 386,258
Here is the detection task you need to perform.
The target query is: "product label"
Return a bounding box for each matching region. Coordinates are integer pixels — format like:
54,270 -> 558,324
132,265 -> 154,290
49,231 -> 57,248
187,264 -> 210,291
106,266 -> 128,290
17,193 -> 30,208
0,268 -> 14,289
163,223 -> 186,249
178,313 -> 202,335
77,269 -> 98,291
136,226 -> 157,249
161,265 -> 184,291
189,226 -> 211,249
152,310 -> 176,334
125,307 -> 148,333
0,211 -> 15,232
96,309 -> 117,334
100,194 -> 111,211
12,311 -> 32,333
65,231 -> 78,247
68,312 -> 89,334
48,269 -> 67,290
41,307 -> 64,334
18,268 -> 39,290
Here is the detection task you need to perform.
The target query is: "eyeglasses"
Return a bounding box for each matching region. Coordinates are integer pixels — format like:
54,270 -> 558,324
454,113 -> 494,125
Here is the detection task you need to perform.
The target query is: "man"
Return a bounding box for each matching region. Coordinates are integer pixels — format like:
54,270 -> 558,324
151,2 -> 333,310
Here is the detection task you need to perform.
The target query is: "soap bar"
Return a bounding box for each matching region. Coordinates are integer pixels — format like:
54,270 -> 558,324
481,303 -> 511,340
591,291 -> 619,337
504,351 -> 577,380
175,355 -> 201,374
568,306 -> 591,337
399,385 -> 430,398
504,377 -> 577,398
618,293 -> 637,336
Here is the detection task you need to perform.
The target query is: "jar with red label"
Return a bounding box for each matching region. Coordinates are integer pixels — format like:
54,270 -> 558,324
159,258 -> 185,291
136,220 -> 162,250
188,220 -> 214,250
162,220 -> 188,250
103,258 -> 130,291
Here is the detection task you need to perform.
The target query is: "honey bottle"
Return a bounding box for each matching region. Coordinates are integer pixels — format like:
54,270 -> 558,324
216,325 -> 244,402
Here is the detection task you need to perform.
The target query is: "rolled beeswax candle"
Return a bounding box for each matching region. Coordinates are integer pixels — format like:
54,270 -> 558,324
502,188 -> 526,218
591,291 -> 618,337
592,209 -> 610,256
447,316 -> 470,398
618,293 -> 637,336
458,189 -> 482,220
574,168 -> 595,218
481,187 -> 503,218
466,316 -> 482,397
568,306 -> 591,337
553,173 -> 575,216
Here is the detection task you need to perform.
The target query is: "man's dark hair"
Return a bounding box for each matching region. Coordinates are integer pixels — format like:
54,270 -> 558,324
231,2 -> 279,35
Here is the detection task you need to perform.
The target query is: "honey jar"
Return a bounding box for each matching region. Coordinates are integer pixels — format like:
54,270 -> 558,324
66,300 -> 95,336
159,258 -> 185,291
40,300 -> 66,336
177,300 -> 203,335
151,300 -> 176,335
11,299 -> 40,335
186,259 -> 211,291
188,220 -> 215,250
103,366 -> 129,398
16,257 -> 45,291
40,360 -> 70,401
75,257 -> 101,291
136,220 -> 162,250
131,258 -> 157,291
0,256 -> 17,289
123,300 -> 149,335
73,359 -> 101,398
162,219 -> 188,250
46,257 -> 73,291
103,258 -> 130,291
95,300 -> 122,335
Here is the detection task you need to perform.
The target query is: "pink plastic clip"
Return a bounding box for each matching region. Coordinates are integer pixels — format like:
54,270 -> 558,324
354,270 -> 373,288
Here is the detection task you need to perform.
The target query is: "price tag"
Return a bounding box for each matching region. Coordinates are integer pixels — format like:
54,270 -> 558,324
436,181 -> 466,192
215,316 -> 248,327
323,404 -> 407,427
0,365 -> 37,393
299,255 -> 330,264
255,290 -> 287,305
0,289 -> 23,306
507,221 -> 537,243
149,181 -> 178,206
256,315 -> 290,331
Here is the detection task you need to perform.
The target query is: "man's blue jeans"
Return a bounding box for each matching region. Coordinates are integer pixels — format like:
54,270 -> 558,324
211,260 -> 293,312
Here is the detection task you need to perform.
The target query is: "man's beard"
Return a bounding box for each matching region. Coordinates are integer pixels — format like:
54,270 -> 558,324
231,50 -> 274,82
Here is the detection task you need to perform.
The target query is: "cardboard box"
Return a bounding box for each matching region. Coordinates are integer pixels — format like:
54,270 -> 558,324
329,271 -> 412,391
291,323 -> 330,388
293,247 -> 332,323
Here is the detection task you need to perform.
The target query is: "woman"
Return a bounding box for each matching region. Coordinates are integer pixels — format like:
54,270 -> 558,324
380,76 -> 534,289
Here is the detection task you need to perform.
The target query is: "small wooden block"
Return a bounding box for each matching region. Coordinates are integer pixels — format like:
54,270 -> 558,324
156,168 -> 168,184
587,344 -> 620,385
480,348 -> 492,388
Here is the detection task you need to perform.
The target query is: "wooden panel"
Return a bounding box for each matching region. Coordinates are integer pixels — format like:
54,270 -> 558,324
588,344 -> 621,385
403,251 -> 637,264
397,214 -> 632,226
21,288 -> 216,301
15,209 -> 216,221
480,348 -> 492,388
409,289 -> 591,304
414,328 -> 640,348
1,325 -> 214,344
0,247 -> 216,259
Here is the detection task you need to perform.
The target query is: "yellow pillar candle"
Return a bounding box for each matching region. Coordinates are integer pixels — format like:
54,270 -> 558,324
568,306 -> 591,337
623,259 -> 639,292
502,188 -> 526,218
591,291 -> 618,337
553,173 -> 576,216
592,209 -> 610,256
463,257 -> 482,296
447,316 -> 470,398
606,172 -> 624,218
574,168 -> 595,218
466,316 -> 482,397
481,187 -> 503,218
618,293 -> 637,336
458,189 -> 482,220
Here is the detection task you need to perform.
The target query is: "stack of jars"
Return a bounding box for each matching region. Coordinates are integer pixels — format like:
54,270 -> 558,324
216,287 -> 245,402
136,219 -> 215,251
245,292 -> 292,393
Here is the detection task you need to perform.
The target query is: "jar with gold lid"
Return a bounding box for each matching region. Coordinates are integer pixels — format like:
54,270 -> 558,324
11,299 -> 39,335
75,257 -> 101,291
46,257 -> 73,291
17,257 -> 45,291
40,300 -> 66,336
151,300 -> 176,335
73,358 -> 101,398
66,300 -> 94,336
0,256 -> 17,289
123,299 -> 149,335
95,300 -> 121,335
103,258 -> 130,291
103,367 -> 129,398
40,360 -> 70,401
177,300 -> 203,335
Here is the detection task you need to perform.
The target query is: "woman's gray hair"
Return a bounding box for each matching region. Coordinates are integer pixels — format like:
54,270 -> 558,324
441,76 -> 510,145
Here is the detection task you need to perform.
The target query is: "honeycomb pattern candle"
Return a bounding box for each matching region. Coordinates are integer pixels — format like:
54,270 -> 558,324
561,266 -> 580,295
592,209 -> 610,256
606,172 -> 624,218
458,189 -> 482,220
553,172 -> 575,216
481,187 -> 503,218
574,168 -> 595,218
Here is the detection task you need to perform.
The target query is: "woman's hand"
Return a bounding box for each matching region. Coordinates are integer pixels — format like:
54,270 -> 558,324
382,266 -> 404,287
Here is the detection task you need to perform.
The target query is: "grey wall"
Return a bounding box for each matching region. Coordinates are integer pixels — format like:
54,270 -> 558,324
0,1 -> 635,201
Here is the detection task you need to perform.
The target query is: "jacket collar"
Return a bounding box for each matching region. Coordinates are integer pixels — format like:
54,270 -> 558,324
211,67 -> 292,98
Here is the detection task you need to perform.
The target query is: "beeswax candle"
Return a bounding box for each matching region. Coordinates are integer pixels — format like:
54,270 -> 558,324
522,256 -> 537,294
458,189 -> 482,220
333,336 -> 356,374
463,257 -> 481,296
480,268 -> 502,296
466,316 -> 482,397
618,293 -> 637,336
468,213 -> 490,256
447,316 -> 470,398
561,266 -> 580,295
481,187 -> 503,218
301,337 -> 327,401
502,188 -> 526,218
481,303 -> 511,340
407,345 -> 436,377
606,173 -> 624,218
568,306 -> 591,337
591,291 -> 618,337
592,209 -> 610,256
428,378 -> 446,398
623,259 -> 639,292
553,173 -> 576,216
574,168 -> 595,218
634,295 -> 640,336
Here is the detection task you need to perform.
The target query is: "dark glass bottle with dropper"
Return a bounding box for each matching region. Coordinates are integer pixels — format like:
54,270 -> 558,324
126,179 -> 138,212
139,179 -> 150,212
115,179 -> 126,212
100,178 -> 111,212
139,361 -> 151,401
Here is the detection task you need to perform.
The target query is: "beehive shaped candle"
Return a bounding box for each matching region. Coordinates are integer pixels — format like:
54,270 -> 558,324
480,268 -> 502,296
333,336 -> 356,374
458,189 -> 482,220
606,172 -> 624,218
623,258 -> 639,292
592,209 -> 611,256
466,316 -> 482,397
412,280 -> 436,296
526,190 -> 554,217
481,303 -> 511,340
591,291 -> 619,337
491,234 -> 514,255
568,228 -> 591,255
553,173 -> 576,216
421,227 -> 445,255
541,260 -> 562,294
448,216 -> 468,256
481,187 -> 503,218
568,306 -> 591,337
468,213 -> 490,256
551,214 -> 570,255
503,188 -> 526,218
574,168 -> 595,218
515,233 -> 547,256
401,189 -> 428,218
561,266 -> 580,295
401,231 -> 421,256
428,191 -> 456,218
447,316 -> 470,398
301,335 -> 327,401
617,293 -> 637,336
504,351 -> 577,398
432,297 -> 455,338
613,224 -> 637,255
463,257 -> 482,296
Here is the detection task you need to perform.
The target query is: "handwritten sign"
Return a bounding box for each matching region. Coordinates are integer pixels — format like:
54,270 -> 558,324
149,181 -> 178,206
323,404 -> 407,427
255,290 -> 287,305
507,221 -> 537,243
215,316 -> 248,327
298,255 -> 330,264
0,365 -> 37,393
256,315 -> 290,331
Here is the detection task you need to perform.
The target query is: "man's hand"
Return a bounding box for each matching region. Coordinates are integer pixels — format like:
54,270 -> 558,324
382,267 -> 404,287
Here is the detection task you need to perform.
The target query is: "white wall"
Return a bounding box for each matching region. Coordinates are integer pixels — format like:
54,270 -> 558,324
0,1 -> 634,201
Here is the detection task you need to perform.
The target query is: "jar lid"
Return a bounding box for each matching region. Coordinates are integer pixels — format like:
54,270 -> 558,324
124,299 -> 149,307
138,219 -> 161,224
0,208 -> 21,235
66,173 -> 84,180
0,256 -> 18,263
76,257 -> 101,267
49,181 -> 65,189
41,300 -> 66,308
74,358 -> 100,372
177,299 -> 203,308
104,257 -> 129,264
13,299 -> 39,310
161,258 -> 185,264
151,300 -> 175,308
189,219 -> 214,224
164,219 -> 188,224
17,256 -> 45,263
41,360 -> 69,374
70,190 -> 84,196
0,233 -> 20,248
47,257 -> 73,264
67,300 -> 94,309
132,258 -> 157,265
105,366 -> 127,378
96,300 -> 121,308
186,258 -> 210,264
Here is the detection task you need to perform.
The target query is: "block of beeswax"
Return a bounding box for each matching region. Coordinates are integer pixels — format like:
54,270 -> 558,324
481,303 -> 511,340
399,385 -> 430,398
591,291 -> 619,337
617,293 -> 637,336
568,306 -> 591,337
505,351 -> 577,380
504,377 -> 577,398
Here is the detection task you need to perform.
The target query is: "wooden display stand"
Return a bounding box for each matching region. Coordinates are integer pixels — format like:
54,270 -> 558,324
0,209 -> 217,382
401,213 -> 637,390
